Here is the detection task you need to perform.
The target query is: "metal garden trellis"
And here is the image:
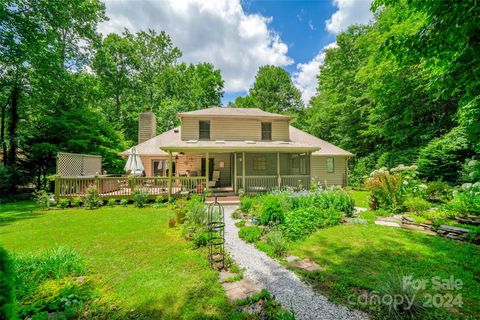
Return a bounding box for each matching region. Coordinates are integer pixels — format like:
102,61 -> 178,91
207,197 -> 225,270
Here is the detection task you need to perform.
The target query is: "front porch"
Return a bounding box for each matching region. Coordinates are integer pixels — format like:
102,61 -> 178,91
54,151 -> 312,199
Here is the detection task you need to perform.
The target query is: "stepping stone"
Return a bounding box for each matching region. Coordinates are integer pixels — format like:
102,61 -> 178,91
222,279 -> 262,301
218,270 -> 237,283
290,259 -> 323,272
375,220 -> 400,227
285,255 -> 300,263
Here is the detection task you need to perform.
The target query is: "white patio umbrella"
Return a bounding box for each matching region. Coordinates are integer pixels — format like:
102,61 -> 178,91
124,146 -> 144,176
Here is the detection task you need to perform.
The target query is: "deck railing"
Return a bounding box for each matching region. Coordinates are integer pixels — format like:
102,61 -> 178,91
55,176 -> 207,199
236,175 -> 310,193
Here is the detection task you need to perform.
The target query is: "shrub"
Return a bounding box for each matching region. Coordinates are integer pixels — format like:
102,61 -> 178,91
266,228 -> 287,257
283,207 -> 342,240
378,274 -> 425,319
404,197 -> 431,214
154,195 -> 166,207
174,198 -> 188,224
71,197 -> 82,207
238,226 -> 263,243
365,169 -> 405,212
0,246 -> 16,319
107,198 -> 116,207
289,189 -> 355,216
446,185 -> 480,216
235,220 -> 246,228
132,187 -> 149,208
12,247 -> 99,319
260,195 -> 285,225
425,180 -> 452,203
83,185 -> 101,210
417,127 -> 473,184
240,196 -> 255,214
34,189 -> 51,210
186,201 -> 206,226
57,198 -> 69,209
120,198 -> 128,207
192,229 -> 209,248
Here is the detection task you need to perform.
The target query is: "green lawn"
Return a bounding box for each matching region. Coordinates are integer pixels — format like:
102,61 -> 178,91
0,201 -> 235,319
289,224 -> 480,319
348,189 -> 370,208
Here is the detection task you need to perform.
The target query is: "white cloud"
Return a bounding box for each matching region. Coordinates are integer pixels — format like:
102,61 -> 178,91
308,20 -> 315,31
326,0 -> 373,34
292,43 -> 337,104
99,0 -> 293,93
293,0 -> 373,104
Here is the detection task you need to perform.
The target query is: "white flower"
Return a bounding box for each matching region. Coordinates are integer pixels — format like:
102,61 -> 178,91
462,183 -> 473,190
419,184 -> 427,189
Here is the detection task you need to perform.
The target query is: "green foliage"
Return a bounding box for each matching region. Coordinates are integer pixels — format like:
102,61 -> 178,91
107,198 -> 116,207
445,183 -> 480,216
290,190 -> 355,216
238,226 -> 263,243
230,65 -> 304,121
174,198 -> 188,224
192,229 -> 209,248
282,208 -> 342,240
0,164 -> 14,197
425,181 -> 453,203
260,195 -> 285,225
120,198 -> 128,207
34,190 -> 53,210
239,196 -> 255,214
0,246 -> 17,320
365,170 -> 405,212
132,187 -> 149,208
403,197 -> 431,214
461,159 -> 480,183
83,185 -> 101,210
71,197 -> 82,208
11,247 -> 104,319
57,198 -> 69,209
186,201 -> 206,226
377,274 -> 425,320
417,128 -> 474,183
235,220 -> 246,228
265,228 -> 287,257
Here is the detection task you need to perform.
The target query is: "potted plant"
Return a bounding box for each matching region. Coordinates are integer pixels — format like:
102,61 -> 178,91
196,183 -> 205,193
168,217 -> 176,228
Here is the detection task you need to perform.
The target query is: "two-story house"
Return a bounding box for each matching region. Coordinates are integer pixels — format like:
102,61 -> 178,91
120,107 -> 352,196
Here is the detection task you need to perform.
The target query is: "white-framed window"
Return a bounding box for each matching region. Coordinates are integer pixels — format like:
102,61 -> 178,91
253,157 -> 267,170
327,157 -> 334,173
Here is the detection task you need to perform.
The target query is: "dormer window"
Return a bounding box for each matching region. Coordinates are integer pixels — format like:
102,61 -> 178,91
199,120 -> 210,140
261,122 -> 272,140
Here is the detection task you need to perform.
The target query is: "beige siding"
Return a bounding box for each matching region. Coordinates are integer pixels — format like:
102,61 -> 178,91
272,120 -> 289,141
181,117 -> 290,141
310,155 -> 348,187
140,156 -> 168,176
181,118 -> 198,140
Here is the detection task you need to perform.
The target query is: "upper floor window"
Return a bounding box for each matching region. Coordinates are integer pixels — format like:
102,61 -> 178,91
327,157 -> 334,173
261,122 -> 272,140
199,120 -> 210,140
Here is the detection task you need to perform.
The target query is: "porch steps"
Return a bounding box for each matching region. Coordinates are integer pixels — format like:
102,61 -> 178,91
206,195 -> 240,205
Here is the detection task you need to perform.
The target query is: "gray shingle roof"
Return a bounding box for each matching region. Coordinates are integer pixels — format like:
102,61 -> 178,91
178,107 -> 292,119
120,125 -> 352,156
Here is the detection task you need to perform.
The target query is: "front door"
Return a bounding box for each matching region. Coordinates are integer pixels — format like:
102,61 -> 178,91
201,158 -> 214,180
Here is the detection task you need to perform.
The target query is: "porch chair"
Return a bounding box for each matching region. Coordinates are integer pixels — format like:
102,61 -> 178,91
208,170 -> 220,188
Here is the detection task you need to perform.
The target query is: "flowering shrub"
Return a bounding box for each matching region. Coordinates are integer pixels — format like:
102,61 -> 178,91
365,168 -> 405,212
446,183 -> 480,216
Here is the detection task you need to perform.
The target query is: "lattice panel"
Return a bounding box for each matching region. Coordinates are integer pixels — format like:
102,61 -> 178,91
57,153 -> 102,177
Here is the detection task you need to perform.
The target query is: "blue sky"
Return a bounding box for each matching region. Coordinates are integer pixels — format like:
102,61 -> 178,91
99,0 -> 373,105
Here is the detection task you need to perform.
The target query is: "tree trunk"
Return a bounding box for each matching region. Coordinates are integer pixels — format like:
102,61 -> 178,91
7,85 -> 20,166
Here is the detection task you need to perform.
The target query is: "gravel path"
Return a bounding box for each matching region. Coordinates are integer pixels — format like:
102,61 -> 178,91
223,205 -> 367,320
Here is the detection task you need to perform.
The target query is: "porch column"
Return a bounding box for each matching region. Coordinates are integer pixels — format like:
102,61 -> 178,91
233,153 -> 237,193
277,152 -> 281,188
167,150 -> 173,201
205,151 -> 209,191
242,152 -> 246,192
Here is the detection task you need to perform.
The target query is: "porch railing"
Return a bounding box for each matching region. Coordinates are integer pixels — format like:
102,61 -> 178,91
55,176 -> 207,199
236,175 -> 310,193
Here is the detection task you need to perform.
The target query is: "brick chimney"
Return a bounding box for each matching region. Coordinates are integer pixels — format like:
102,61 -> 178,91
138,111 -> 157,144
